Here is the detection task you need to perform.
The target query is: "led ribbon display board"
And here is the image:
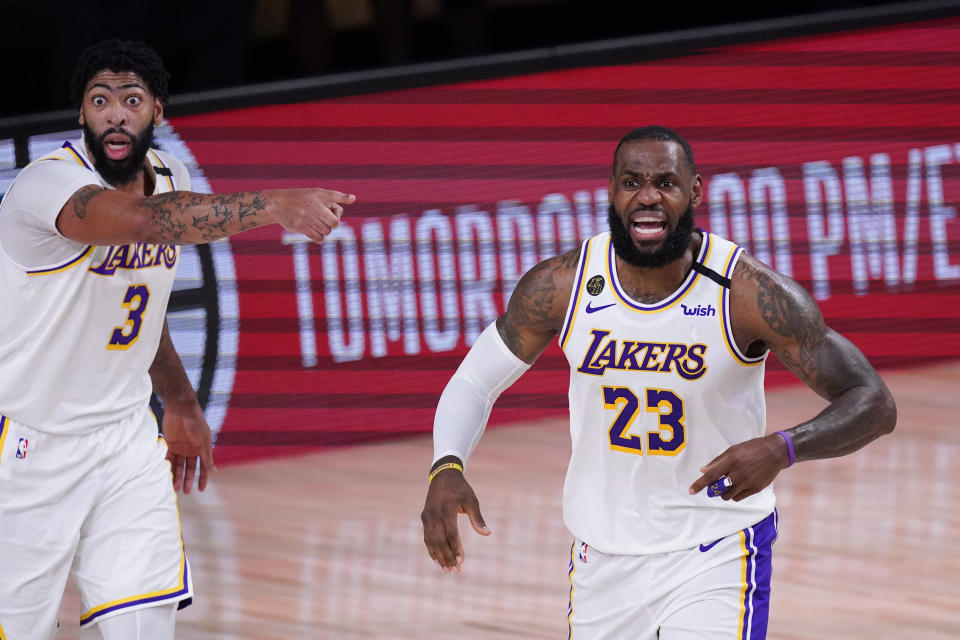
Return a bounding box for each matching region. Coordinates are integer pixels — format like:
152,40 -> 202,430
170,16 -> 960,462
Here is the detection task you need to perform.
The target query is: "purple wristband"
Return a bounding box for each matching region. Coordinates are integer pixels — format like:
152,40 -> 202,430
775,430 -> 795,467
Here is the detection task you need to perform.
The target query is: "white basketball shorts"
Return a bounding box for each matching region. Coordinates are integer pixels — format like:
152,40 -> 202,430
0,407 -> 193,640
567,510 -> 778,640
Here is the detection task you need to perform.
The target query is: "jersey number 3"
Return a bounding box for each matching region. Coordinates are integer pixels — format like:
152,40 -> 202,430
602,386 -> 686,456
107,284 -> 150,350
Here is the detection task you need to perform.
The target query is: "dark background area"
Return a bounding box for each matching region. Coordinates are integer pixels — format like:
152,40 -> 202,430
0,0 -> 951,118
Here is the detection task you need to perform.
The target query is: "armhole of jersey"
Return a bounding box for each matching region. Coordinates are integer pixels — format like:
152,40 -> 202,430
719,246 -> 767,366
558,237 -> 592,352
24,245 -> 95,276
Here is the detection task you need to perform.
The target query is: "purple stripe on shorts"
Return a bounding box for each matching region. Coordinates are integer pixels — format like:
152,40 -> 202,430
567,540 -> 576,640
79,557 -> 190,627
741,528 -> 756,640
744,511 -> 777,639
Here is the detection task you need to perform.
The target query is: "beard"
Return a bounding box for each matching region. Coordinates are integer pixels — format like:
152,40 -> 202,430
82,121 -> 155,187
608,203 -> 695,268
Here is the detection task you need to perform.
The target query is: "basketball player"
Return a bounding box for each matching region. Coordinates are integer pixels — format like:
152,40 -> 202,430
421,126 -> 896,638
0,40 -> 355,640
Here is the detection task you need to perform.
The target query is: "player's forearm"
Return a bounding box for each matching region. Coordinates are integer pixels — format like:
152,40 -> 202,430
149,320 -> 199,411
431,324 -> 531,466
60,185 -> 343,246
781,381 -> 896,462
137,189 -> 277,244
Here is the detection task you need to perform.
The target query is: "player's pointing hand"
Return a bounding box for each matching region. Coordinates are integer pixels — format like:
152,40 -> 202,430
274,188 -> 356,243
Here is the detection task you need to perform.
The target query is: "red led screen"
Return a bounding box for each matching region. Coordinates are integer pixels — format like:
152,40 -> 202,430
169,17 -> 960,463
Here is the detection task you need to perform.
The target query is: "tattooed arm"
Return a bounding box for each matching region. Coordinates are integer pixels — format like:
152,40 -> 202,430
422,247 -> 579,573
689,252 -> 896,501
56,185 -> 356,245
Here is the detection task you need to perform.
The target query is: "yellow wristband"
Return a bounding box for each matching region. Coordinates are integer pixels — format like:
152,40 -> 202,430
428,462 -> 464,482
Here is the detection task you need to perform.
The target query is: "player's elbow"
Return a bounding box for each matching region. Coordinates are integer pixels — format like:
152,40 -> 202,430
872,384 -> 897,437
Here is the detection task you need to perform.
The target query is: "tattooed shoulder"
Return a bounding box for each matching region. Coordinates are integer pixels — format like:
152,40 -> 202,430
734,254 -> 829,380
70,185 -> 105,220
734,256 -> 820,338
497,247 -> 579,353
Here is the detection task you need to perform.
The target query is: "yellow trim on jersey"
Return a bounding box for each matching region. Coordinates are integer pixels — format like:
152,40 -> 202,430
62,144 -> 90,168
25,246 -> 94,276
148,150 -> 175,191
0,416 -> 8,469
0,619 -> 6,640
718,247 -> 765,368
23,142 -> 91,172
737,530 -> 749,639
560,238 -> 594,352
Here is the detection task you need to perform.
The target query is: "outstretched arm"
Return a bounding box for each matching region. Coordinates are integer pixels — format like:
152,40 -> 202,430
150,319 -> 216,493
421,248 -> 579,572
57,185 -> 356,245
689,253 -> 896,501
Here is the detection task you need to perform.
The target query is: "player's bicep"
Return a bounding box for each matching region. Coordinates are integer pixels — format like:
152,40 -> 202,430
56,186 -> 149,245
496,248 -> 578,363
740,259 -> 874,401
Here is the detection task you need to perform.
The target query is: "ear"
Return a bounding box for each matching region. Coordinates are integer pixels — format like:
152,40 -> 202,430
153,99 -> 164,125
608,174 -> 615,202
78,110 -> 85,127
690,175 -> 703,208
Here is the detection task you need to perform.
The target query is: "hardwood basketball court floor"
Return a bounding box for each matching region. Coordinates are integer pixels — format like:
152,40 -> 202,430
57,361 -> 960,639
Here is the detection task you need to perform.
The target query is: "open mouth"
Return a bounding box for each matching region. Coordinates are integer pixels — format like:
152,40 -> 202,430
103,133 -> 132,160
631,215 -> 668,239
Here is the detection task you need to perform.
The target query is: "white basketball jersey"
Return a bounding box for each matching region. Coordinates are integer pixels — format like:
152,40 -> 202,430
0,140 -> 189,434
559,230 -> 775,555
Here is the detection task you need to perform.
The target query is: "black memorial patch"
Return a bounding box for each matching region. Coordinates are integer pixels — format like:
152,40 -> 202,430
586,275 -> 605,296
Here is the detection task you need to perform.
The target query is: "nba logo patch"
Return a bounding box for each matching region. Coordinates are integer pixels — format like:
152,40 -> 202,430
15,437 -> 28,460
578,542 -> 589,563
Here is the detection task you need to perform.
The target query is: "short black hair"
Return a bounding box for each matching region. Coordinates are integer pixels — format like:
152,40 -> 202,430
70,39 -> 169,108
612,125 -> 696,174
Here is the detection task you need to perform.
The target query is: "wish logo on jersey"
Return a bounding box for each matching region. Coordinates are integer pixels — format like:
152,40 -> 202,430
88,243 -> 178,276
576,329 -> 708,380
680,303 -> 716,317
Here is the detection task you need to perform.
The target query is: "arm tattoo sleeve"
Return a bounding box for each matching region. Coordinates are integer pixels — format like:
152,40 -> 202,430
141,191 -> 268,243
738,260 -> 836,393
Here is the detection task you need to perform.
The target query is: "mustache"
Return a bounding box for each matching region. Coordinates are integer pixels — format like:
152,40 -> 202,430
97,127 -> 133,140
